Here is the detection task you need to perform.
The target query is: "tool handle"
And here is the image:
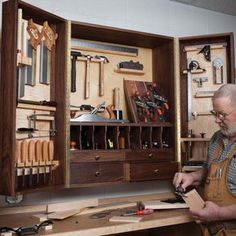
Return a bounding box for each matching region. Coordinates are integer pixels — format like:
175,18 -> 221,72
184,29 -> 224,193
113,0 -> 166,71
71,56 -> 77,92
15,140 -> 21,164
113,87 -> 120,111
85,59 -> 90,99
28,140 -> 35,162
48,140 -> 54,161
42,140 -> 49,163
21,140 -> 28,164
99,62 -> 104,96
35,140 -> 42,162
137,209 -> 154,215
106,104 -> 116,119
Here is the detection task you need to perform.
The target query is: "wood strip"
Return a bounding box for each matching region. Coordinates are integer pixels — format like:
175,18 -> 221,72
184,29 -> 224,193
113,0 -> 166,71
109,216 -> 142,223
99,192 -> 175,205
17,103 -> 56,111
71,46 -> 137,57
46,198 -> 98,213
143,200 -> 188,209
77,202 -> 137,216
47,209 -> 82,220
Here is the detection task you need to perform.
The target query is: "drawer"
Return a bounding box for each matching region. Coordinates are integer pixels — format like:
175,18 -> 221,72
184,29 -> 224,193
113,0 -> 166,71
125,150 -> 173,161
70,150 -> 125,162
70,162 -> 123,184
124,162 -> 178,181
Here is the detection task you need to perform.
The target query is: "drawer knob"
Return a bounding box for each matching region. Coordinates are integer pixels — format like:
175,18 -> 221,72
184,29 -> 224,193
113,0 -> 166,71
95,155 -> 100,161
148,153 -> 153,158
154,169 -> 159,174
95,171 -> 101,177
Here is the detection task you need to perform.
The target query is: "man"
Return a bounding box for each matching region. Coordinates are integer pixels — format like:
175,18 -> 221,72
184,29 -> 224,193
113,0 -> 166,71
173,84 -> 236,236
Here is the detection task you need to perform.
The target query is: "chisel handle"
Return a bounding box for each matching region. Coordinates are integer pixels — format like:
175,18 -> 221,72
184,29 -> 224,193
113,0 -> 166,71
99,62 -> 104,96
85,58 -> 90,99
28,140 -> 35,163
71,56 -> 77,92
48,140 -> 54,161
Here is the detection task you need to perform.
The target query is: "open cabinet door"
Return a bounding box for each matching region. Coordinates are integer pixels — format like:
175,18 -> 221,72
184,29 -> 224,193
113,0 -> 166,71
0,0 -> 69,196
178,33 -> 235,171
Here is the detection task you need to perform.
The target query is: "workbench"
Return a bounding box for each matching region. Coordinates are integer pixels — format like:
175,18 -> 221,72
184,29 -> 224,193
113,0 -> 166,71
0,193 -> 202,236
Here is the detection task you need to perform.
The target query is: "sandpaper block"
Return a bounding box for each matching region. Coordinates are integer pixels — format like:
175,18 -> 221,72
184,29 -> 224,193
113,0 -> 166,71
182,189 -> 205,211
109,216 -> 142,223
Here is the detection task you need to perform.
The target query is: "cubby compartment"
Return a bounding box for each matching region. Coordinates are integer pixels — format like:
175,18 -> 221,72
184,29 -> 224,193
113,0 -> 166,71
118,126 -> 130,149
141,126 -> 152,149
151,126 -> 161,149
81,126 -> 94,150
162,127 -> 172,149
130,126 -> 141,149
94,125 -> 106,150
106,126 -> 119,150
70,126 -> 81,150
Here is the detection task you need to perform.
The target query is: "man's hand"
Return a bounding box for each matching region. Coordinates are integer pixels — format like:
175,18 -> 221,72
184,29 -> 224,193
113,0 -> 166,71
173,168 -> 207,190
190,201 -> 220,222
173,172 -> 194,191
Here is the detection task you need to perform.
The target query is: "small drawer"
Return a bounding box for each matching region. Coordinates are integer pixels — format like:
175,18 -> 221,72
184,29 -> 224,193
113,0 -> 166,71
70,150 -> 125,162
125,150 -> 173,161
124,162 -> 178,181
70,162 -> 123,184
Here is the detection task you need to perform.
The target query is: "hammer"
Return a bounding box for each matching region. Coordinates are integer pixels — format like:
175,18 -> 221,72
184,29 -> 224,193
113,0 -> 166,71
71,51 -> 82,93
95,55 -> 109,96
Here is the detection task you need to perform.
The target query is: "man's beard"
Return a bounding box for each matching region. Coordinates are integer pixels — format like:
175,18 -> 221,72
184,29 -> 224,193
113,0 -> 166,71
220,120 -> 236,137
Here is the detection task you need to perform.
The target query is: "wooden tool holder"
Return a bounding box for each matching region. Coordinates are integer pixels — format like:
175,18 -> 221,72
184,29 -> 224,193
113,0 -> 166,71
0,0 -> 67,196
124,80 -> 170,123
179,34 -> 235,169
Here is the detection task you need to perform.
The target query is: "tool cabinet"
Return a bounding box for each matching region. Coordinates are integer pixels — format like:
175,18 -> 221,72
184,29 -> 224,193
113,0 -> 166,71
0,0 -> 235,197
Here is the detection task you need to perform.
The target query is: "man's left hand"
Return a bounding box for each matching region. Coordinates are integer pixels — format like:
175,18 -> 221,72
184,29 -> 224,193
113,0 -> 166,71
190,201 -> 220,222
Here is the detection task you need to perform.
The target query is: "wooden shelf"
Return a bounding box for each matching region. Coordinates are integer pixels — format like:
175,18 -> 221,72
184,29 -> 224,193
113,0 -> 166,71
114,68 -> 145,75
181,137 -> 210,142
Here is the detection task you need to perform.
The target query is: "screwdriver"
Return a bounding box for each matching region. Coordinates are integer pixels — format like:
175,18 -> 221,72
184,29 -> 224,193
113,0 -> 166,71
121,209 -> 154,216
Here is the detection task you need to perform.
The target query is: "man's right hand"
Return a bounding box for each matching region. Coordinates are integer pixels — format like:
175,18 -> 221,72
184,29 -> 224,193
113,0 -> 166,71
173,172 -> 194,191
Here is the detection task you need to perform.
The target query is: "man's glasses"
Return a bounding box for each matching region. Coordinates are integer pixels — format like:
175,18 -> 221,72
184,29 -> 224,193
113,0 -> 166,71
210,109 -> 236,121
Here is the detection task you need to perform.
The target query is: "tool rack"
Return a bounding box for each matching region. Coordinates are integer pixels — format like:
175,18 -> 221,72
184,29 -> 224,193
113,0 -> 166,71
179,34 -> 235,169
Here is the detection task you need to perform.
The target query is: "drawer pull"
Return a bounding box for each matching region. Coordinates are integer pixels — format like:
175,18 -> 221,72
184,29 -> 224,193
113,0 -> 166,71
95,171 -> 101,177
154,169 -> 159,174
148,153 -> 153,158
95,155 -> 100,161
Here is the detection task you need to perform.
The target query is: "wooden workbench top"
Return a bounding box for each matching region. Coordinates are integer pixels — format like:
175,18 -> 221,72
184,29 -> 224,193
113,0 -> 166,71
0,208 -> 193,236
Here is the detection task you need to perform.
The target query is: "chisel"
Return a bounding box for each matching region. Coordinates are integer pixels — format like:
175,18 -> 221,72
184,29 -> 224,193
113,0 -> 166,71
35,140 -> 42,185
28,140 -> 35,187
42,140 -> 49,184
48,140 -> 54,183
21,140 -> 28,188
15,140 -> 22,190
